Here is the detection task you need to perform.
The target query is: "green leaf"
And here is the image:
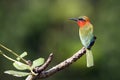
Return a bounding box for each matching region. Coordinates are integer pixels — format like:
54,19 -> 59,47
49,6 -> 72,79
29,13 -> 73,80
31,58 -> 44,68
13,61 -> 30,70
4,70 -> 30,77
17,52 -> 27,61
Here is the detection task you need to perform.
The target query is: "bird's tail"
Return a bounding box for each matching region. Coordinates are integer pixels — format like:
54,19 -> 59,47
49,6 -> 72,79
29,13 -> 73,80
86,49 -> 94,67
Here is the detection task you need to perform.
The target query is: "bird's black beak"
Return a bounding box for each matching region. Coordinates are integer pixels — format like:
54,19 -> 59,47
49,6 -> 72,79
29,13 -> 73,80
69,18 -> 78,22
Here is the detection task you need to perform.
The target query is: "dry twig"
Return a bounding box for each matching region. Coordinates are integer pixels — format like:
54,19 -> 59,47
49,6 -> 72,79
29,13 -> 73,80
26,47 -> 86,80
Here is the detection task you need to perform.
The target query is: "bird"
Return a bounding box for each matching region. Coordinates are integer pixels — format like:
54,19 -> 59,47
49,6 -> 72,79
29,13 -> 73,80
69,16 -> 96,67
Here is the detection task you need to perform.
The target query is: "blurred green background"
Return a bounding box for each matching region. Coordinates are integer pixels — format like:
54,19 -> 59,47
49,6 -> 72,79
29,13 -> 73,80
0,0 -> 120,80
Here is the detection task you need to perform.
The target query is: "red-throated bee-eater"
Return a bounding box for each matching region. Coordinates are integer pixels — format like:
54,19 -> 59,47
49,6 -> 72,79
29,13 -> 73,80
69,16 -> 96,67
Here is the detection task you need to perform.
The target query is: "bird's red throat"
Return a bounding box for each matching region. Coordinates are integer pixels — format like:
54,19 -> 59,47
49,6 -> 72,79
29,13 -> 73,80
77,21 -> 87,28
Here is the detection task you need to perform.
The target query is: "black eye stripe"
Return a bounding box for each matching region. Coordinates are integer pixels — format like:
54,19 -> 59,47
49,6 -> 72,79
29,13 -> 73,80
78,18 -> 86,21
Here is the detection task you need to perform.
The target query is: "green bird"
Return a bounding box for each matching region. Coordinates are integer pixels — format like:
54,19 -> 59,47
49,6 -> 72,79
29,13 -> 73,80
69,16 -> 96,67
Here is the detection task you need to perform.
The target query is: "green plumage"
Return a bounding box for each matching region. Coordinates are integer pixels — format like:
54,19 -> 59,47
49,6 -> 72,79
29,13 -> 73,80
79,23 -> 94,67
79,24 -> 93,48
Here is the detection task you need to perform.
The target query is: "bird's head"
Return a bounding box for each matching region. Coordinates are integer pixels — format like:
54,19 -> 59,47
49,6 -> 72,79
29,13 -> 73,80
69,16 -> 90,28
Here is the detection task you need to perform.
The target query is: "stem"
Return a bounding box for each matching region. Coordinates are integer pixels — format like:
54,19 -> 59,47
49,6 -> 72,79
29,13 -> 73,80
0,44 -> 28,64
26,75 -> 35,80
0,51 -> 16,62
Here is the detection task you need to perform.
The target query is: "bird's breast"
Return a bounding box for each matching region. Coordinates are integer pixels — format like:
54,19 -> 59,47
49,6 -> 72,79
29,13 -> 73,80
79,26 -> 93,48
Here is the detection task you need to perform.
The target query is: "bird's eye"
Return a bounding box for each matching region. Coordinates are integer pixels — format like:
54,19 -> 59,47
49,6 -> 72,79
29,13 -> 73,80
78,18 -> 85,21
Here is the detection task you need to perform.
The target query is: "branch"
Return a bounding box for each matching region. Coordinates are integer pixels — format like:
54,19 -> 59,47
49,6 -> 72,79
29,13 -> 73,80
26,53 -> 53,80
34,53 -> 53,73
30,47 -> 86,80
